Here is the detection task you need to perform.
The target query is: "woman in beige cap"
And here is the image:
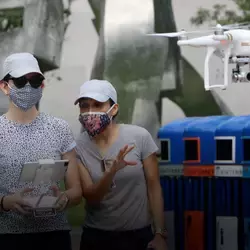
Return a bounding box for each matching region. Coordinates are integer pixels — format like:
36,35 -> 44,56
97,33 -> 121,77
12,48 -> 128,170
75,79 -> 167,250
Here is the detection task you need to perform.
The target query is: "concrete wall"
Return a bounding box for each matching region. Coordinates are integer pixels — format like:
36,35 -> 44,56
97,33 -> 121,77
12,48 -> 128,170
1,0 -> 248,140
40,0 -> 240,141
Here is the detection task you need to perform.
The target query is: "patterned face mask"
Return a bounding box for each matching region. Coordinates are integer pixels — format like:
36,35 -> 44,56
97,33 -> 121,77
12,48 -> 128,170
8,83 -> 43,111
79,105 -> 114,137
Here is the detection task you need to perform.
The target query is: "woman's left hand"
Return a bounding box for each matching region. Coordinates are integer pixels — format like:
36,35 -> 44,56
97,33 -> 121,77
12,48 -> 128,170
111,145 -> 137,172
50,186 -> 69,212
147,234 -> 168,250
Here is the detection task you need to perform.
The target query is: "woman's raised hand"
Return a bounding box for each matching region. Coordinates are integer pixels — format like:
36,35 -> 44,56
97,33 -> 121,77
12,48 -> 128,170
111,145 -> 137,172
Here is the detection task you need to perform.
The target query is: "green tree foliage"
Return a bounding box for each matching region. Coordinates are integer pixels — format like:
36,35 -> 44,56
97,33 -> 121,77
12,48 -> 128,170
190,0 -> 250,26
0,3 -> 72,33
0,7 -> 23,32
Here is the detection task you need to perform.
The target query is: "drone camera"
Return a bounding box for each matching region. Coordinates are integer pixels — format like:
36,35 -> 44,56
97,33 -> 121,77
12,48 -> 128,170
232,71 -> 250,83
246,72 -> 250,81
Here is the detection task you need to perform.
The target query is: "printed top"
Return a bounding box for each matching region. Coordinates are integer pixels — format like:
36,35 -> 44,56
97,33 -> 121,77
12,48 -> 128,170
0,112 -> 76,233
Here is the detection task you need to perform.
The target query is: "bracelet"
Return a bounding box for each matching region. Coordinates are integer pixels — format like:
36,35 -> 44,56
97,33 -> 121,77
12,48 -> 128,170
55,192 -> 70,211
63,193 -> 70,209
155,229 -> 168,239
0,196 -> 10,212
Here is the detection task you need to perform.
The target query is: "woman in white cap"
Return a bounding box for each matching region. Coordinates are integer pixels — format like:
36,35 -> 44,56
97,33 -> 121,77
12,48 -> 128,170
0,53 -> 82,250
75,79 -> 167,250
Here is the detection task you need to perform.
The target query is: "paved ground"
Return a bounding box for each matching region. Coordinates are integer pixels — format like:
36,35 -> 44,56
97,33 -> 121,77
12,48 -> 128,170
71,228 -> 81,250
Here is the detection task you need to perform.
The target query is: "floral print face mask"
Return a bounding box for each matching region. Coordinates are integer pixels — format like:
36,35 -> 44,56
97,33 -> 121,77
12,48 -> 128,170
79,105 -> 114,137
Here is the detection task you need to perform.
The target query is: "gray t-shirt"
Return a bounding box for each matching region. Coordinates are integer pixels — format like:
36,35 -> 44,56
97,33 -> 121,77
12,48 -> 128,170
0,112 -> 76,234
76,124 -> 158,231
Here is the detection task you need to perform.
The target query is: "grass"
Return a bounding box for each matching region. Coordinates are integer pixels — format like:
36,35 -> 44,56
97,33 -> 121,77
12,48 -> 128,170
59,181 -> 86,227
67,200 -> 85,227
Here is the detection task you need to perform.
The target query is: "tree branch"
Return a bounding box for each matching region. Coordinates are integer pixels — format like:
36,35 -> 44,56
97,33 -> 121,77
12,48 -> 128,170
190,0 -> 250,26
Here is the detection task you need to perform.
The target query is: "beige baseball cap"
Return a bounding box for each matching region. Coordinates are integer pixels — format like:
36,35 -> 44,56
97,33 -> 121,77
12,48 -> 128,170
74,79 -> 117,105
1,52 -> 43,79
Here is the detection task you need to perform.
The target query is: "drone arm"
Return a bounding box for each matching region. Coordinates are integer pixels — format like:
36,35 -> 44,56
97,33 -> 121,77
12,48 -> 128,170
213,34 -> 230,41
204,47 -> 216,90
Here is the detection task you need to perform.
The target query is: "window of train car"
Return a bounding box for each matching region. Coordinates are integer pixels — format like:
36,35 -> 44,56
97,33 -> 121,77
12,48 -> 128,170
243,138 -> 250,162
184,138 -> 200,163
160,139 -> 170,162
215,137 -> 235,163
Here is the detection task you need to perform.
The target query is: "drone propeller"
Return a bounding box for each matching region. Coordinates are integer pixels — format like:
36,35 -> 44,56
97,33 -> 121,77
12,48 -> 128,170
212,22 -> 250,30
147,22 -> 250,38
147,29 -> 213,38
210,22 -> 250,38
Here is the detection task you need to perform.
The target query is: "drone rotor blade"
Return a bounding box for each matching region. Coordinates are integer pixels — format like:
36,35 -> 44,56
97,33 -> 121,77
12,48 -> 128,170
185,30 -> 214,34
147,29 -> 214,38
231,24 -> 250,29
214,22 -> 250,30
225,22 -> 250,27
146,32 -> 184,37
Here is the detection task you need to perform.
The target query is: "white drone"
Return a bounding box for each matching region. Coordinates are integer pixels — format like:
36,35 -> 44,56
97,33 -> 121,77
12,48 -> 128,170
148,23 -> 250,91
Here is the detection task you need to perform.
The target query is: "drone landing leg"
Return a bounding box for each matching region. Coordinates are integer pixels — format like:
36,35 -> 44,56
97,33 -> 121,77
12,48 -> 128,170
204,47 -> 216,91
223,46 -> 231,89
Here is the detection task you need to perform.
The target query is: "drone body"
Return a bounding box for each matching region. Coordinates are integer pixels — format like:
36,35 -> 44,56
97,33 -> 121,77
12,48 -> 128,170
148,24 -> 250,91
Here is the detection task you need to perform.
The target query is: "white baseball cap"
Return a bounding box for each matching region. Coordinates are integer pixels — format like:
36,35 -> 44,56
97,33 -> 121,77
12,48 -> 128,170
74,79 -> 117,105
1,52 -> 43,80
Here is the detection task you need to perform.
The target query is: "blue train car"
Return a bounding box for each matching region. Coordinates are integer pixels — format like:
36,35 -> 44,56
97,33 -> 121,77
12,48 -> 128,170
214,115 -> 250,165
158,117 -> 202,250
158,117 -> 201,165
242,179 -> 250,250
181,116 -> 233,250
211,116 -> 250,250
183,116 -> 231,165
158,115 -> 250,250
241,120 -> 250,166
240,120 -> 250,250
215,177 -> 241,250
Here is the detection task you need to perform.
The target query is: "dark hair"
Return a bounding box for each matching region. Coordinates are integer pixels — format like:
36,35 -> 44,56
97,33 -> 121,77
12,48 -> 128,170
109,98 -> 118,119
3,74 -> 11,82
